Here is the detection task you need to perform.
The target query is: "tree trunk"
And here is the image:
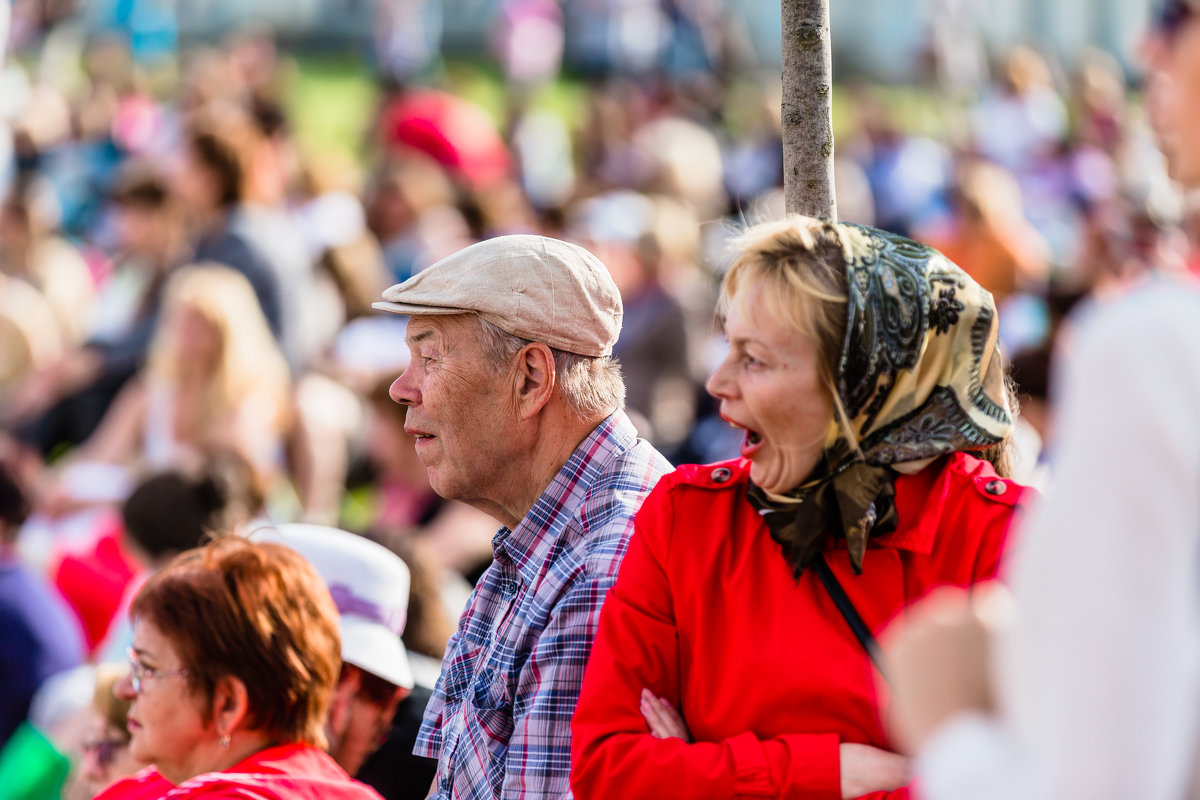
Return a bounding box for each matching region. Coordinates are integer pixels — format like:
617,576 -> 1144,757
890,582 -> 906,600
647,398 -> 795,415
781,0 -> 837,221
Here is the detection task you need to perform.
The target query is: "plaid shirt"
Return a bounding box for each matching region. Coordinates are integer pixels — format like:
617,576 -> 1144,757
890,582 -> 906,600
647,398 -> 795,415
415,411 -> 671,800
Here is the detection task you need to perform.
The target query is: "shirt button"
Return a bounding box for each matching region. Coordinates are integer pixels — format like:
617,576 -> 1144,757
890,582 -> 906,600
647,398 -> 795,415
710,467 -> 733,483
985,480 -> 1007,496
500,579 -> 518,598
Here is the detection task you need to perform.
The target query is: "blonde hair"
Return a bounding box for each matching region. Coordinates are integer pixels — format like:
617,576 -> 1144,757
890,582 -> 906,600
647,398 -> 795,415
718,216 -> 857,446
93,663 -> 133,741
148,264 -> 291,440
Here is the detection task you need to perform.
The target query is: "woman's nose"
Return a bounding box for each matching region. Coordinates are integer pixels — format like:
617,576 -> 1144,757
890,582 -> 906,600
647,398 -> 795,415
705,357 -> 734,400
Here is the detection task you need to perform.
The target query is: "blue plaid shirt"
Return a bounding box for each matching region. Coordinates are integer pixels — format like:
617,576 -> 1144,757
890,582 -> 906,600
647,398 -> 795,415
414,411 -> 671,799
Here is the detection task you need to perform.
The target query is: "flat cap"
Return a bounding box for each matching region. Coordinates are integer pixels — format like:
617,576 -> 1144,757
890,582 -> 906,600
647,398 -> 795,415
372,234 -> 622,357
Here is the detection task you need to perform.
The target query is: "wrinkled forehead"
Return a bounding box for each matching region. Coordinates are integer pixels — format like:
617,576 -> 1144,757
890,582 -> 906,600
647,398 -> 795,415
403,313 -> 478,345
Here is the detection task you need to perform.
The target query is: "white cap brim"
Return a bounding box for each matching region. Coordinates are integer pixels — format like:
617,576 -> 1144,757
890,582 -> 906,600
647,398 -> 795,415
340,616 -> 414,691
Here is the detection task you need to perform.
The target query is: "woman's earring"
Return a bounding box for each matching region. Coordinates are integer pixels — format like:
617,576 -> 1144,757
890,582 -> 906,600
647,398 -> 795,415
219,734 -> 231,748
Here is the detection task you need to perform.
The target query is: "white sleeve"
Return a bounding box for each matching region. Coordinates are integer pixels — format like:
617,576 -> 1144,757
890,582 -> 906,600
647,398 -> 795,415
918,282 -> 1200,800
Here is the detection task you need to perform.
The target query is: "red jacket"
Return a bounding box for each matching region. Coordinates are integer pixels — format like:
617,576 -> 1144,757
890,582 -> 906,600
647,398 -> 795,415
92,743 -> 383,800
571,453 -> 1025,800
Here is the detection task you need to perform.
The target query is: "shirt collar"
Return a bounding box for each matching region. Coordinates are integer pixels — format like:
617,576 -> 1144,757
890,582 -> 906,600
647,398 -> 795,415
493,411 -> 638,587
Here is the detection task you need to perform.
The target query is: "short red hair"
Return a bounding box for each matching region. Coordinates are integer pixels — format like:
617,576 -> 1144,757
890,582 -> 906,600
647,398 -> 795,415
131,538 -> 341,747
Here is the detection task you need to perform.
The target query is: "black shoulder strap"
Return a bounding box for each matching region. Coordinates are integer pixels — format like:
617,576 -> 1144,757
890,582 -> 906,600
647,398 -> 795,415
812,553 -> 889,684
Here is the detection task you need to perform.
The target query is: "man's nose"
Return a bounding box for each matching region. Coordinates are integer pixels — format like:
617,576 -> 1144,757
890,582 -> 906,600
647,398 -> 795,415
390,370 -> 418,406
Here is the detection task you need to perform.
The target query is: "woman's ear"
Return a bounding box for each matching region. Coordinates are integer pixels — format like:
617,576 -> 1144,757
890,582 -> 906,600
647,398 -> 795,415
211,675 -> 252,737
513,343 -> 556,419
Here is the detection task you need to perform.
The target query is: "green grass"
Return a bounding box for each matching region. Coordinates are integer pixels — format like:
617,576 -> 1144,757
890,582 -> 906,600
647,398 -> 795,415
284,53 -> 380,167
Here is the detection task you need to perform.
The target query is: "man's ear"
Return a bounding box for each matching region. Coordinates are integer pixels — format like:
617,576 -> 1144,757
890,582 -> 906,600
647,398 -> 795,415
513,343 -> 556,419
211,675 -> 252,738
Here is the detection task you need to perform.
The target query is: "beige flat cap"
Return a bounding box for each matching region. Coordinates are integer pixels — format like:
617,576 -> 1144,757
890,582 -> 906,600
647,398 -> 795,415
372,234 -> 623,357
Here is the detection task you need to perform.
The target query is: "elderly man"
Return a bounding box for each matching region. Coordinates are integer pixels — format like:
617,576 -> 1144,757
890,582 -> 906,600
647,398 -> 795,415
373,234 -> 672,799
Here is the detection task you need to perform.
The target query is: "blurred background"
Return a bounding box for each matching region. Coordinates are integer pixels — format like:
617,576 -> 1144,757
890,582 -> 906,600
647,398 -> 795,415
0,0 -> 1189,795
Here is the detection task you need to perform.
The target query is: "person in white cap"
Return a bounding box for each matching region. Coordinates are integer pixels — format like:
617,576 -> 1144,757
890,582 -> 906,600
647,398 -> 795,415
251,523 -> 421,783
373,234 -> 673,800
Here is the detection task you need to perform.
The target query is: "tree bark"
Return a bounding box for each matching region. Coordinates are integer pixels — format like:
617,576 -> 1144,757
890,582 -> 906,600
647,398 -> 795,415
781,0 -> 837,221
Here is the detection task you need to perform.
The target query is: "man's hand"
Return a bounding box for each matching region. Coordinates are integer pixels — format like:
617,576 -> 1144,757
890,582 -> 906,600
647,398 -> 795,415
839,742 -> 910,799
882,583 -> 1016,754
640,689 -> 692,742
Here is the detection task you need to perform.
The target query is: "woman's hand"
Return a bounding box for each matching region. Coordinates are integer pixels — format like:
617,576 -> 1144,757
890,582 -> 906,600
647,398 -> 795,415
839,743 -> 910,799
639,689 -> 692,742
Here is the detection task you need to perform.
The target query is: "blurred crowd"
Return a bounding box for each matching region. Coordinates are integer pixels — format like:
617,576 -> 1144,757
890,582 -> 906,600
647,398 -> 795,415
0,0 -> 1196,797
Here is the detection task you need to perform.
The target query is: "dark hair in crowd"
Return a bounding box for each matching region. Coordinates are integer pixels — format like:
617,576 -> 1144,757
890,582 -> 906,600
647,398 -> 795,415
110,165 -> 170,210
0,464 -> 30,537
131,537 -> 341,748
121,451 -> 264,562
187,125 -> 246,208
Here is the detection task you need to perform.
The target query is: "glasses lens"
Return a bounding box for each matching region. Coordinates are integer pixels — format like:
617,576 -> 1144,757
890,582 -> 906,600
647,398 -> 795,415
84,739 -> 123,767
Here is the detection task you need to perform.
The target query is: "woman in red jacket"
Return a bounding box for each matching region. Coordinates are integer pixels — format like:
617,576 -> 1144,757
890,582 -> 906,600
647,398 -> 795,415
571,216 -> 1026,800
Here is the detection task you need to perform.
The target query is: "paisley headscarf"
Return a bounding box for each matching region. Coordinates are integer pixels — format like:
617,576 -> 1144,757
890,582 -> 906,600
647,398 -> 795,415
745,221 -> 1013,577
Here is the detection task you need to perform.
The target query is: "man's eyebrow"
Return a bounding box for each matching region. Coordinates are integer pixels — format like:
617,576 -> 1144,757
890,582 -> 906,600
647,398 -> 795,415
407,330 -> 435,346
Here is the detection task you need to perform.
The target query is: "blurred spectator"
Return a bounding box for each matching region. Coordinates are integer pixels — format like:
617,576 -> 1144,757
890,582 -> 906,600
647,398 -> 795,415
94,450 -> 266,664
237,99 -> 314,369
364,155 -> 463,284
883,8 -> 1200,799
8,165 -> 187,456
0,182 -> 96,347
0,462 -> 85,750
920,160 -> 1051,306
174,120 -> 285,340
64,263 -> 291,487
68,663 -> 140,799
373,0 -> 442,84
0,271 -> 64,406
251,523 -> 439,796
0,665 -> 95,800
969,46 -> 1068,176
379,89 -> 512,191
571,190 -> 697,452
1005,345 -> 1052,491
852,93 -> 953,236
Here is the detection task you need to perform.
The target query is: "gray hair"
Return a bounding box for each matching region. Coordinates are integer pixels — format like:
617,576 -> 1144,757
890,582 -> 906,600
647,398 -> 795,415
474,318 -> 626,419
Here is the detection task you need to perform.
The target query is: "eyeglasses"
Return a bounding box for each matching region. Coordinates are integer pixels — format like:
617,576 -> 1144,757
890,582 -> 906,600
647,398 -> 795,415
82,737 -> 128,768
126,648 -> 189,694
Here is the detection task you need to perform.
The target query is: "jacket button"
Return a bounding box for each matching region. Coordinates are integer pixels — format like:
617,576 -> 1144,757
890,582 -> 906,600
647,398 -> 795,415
985,480 -> 1007,496
710,467 -> 733,483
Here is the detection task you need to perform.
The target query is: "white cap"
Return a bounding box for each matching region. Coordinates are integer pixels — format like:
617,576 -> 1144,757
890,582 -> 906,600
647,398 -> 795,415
251,524 -> 414,691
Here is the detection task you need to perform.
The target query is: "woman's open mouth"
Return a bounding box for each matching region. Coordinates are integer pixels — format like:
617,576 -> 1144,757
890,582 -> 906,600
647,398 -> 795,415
740,428 -> 764,458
